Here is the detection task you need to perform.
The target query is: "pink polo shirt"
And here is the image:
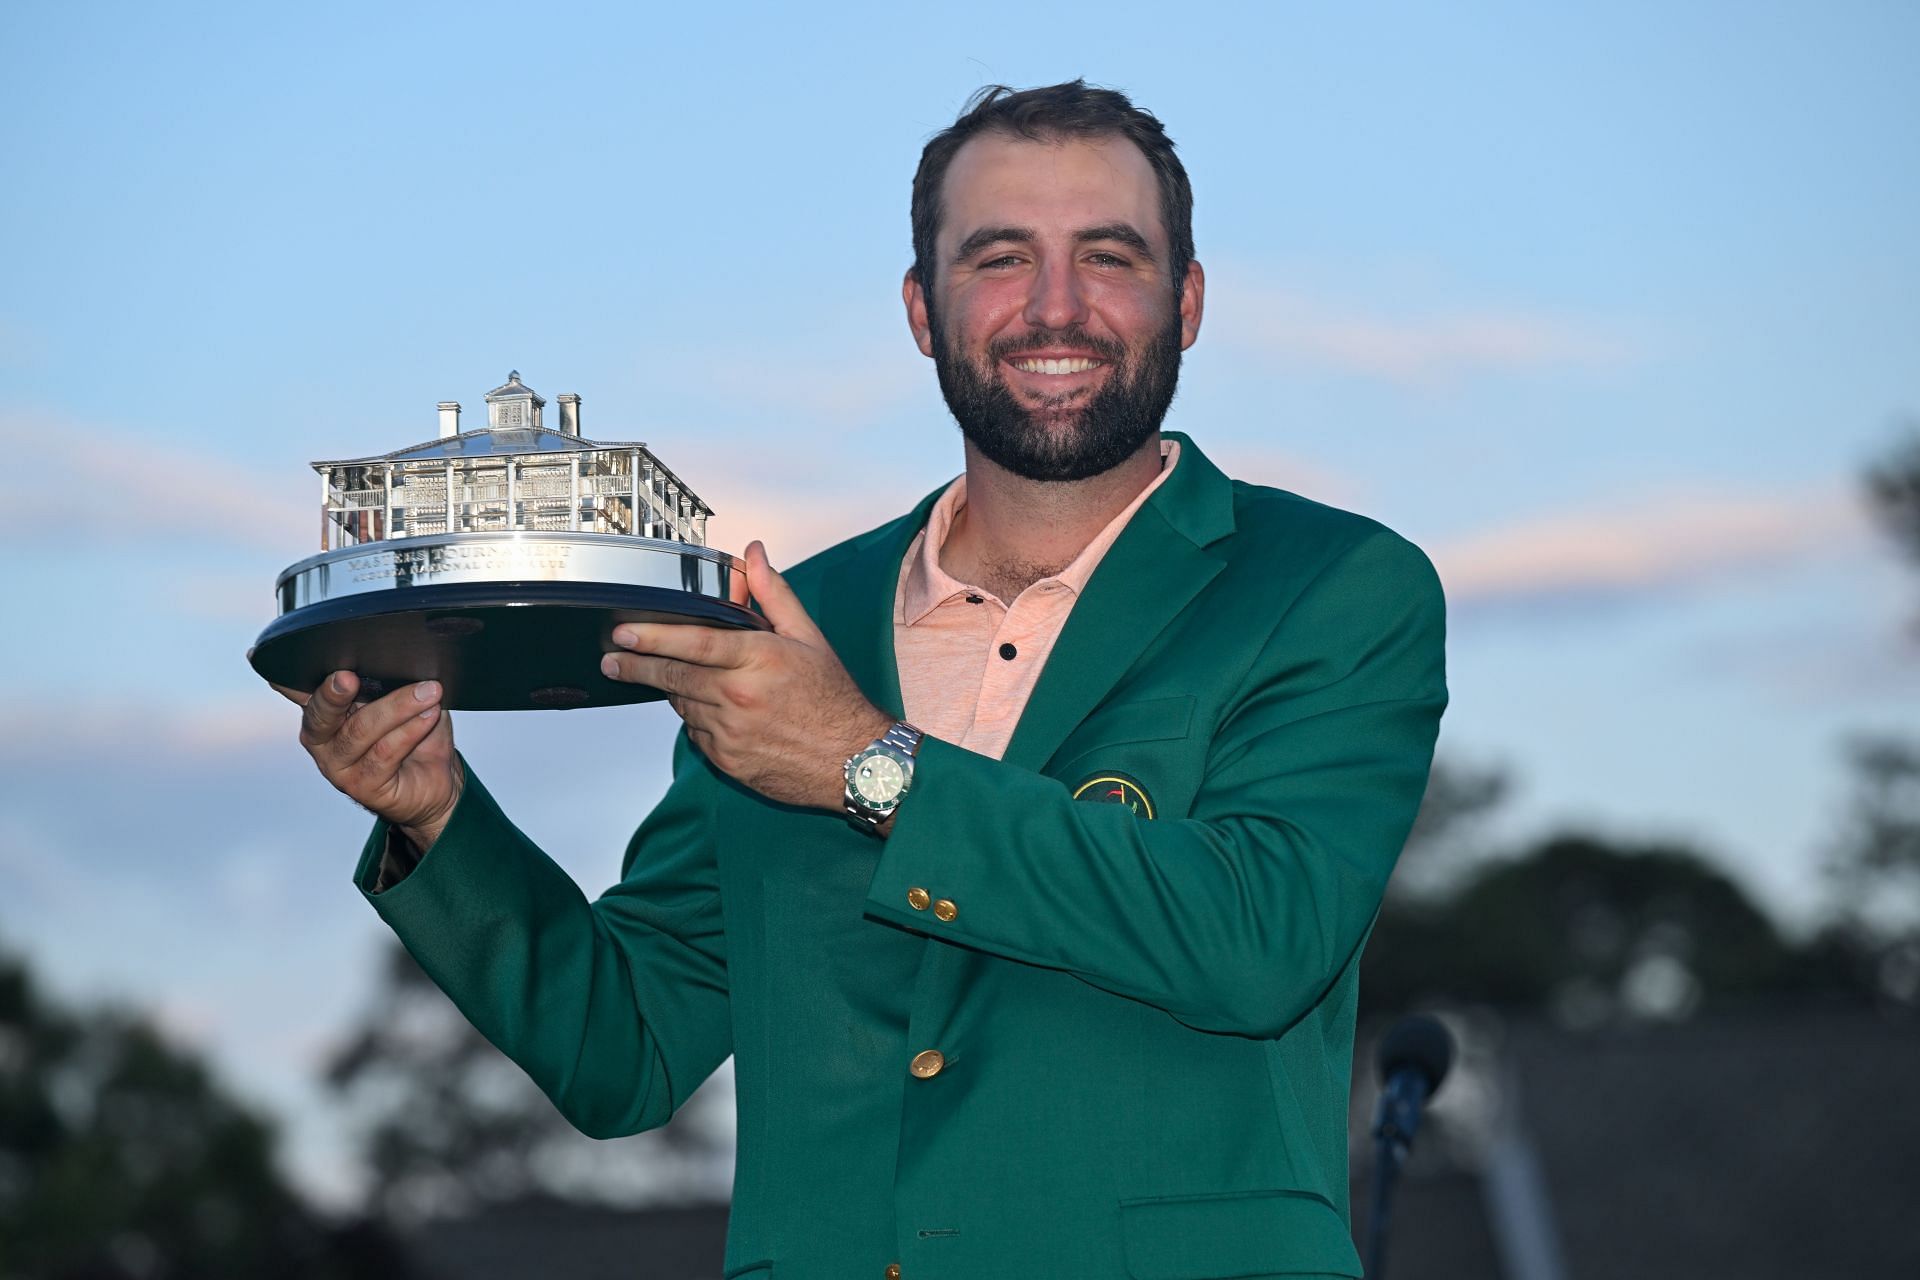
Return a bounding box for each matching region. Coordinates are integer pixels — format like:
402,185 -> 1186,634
893,441 -> 1181,760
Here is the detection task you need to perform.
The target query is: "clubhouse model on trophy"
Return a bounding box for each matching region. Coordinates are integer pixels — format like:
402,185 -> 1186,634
247,370 -> 766,710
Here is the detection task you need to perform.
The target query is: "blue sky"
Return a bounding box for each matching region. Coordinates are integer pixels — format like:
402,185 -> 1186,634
2,1 -> 1915,1201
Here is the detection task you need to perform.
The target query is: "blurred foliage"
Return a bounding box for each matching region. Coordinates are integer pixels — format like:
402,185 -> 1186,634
1864,422 -> 1920,576
1365,760 -> 1876,1024
1389,757 -> 1510,901
1822,734 -> 1920,1006
1364,833 -> 1868,1024
0,944 -> 407,1280
1836,429 -> 1920,1005
1828,736 -> 1920,903
326,942 -> 731,1224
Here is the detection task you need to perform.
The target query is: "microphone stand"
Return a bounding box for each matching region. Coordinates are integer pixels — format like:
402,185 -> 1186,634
1365,1069 -> 1429,1280
1364,1014 -> 1453,1280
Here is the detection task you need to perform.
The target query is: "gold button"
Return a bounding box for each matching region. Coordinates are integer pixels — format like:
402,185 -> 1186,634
906,887 -> 931,911
885,1266 -> 902,1280
932,899 -> 957,922
910,1049 -> 946,1078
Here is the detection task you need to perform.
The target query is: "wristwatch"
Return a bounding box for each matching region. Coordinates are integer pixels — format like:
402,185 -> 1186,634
843,721 -> 923,835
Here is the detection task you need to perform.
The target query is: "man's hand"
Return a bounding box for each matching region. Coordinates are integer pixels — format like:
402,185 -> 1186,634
602,541 -> 889,811
275,672 -> 464,851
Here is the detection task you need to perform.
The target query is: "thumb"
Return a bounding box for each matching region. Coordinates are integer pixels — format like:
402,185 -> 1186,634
745,541 -> 825,643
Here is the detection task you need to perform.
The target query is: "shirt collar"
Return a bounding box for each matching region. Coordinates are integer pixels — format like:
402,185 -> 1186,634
896,439 -> 1182,627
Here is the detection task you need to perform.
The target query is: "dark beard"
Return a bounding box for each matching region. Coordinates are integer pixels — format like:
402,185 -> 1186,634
929,308 -> 1184,483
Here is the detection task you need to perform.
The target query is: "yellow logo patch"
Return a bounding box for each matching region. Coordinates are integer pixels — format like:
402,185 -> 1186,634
1071,772 -> 1155,820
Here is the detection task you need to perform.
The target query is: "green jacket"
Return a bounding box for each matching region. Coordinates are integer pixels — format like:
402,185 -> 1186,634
356,433 -> 1447,1280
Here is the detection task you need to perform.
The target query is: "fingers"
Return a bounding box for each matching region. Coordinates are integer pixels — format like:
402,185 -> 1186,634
610,620 -> 742,668
350,700 -> 444,789
600,651 -> 723,705
312,680 -> 442,772
298,671 -> 360,746
743,541 -> 826,644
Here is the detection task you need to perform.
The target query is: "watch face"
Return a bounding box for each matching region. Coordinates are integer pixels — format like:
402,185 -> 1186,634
853,750 -> 907,806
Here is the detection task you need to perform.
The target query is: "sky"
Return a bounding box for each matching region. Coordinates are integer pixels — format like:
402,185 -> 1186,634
2,0 -> 1916,1205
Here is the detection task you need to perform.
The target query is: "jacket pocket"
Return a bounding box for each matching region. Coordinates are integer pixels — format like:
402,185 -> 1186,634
1118,1189 -> 1362,1279
1051,695 -> 1198,777
1080,694 -> 1196,745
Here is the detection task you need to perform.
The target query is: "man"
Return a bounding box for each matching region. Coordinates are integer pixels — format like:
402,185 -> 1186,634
287,82 -> 1446,1279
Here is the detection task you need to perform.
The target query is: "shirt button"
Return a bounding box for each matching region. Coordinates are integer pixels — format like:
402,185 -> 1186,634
910,1049 -> 946,1078
907,887 -> 931,911
933,899 -> 957,922
998,642 -> 1017,660
885,1266 -> 902,1280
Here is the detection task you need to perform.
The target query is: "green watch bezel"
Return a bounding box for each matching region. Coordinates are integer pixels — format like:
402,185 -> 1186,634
843,722 -> 923,834
846,740 -> 914,814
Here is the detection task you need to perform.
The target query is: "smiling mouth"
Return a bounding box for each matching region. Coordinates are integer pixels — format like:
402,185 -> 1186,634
1007,356 -> 1104,375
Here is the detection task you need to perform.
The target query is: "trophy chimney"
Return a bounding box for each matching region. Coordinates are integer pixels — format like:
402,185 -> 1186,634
437,401 -> 462,438
557,393 -> 582,436
485,370 -> 545,430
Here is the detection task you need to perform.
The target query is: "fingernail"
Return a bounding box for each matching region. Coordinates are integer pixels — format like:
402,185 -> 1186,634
418,707 -> 438,721
414,681 -> 440,702
613,626 -> 636,648
601,654 -> 620,679
329,673 -> 346,695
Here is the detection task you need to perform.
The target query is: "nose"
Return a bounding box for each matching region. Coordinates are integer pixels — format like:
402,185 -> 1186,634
1022,253 -> 1090,332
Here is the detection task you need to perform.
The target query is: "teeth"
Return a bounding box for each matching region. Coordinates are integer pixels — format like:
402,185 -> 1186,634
1013,357 -> 1098,374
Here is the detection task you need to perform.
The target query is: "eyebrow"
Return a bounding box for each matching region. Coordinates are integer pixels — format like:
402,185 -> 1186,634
951,222 -> 1159,264
953,226 -> 1032,262
1077,223 -> 1156,261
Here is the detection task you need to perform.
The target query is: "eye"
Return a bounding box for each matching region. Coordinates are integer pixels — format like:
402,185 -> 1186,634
1086,251 -> 1131,268
978,253 -> 1025,270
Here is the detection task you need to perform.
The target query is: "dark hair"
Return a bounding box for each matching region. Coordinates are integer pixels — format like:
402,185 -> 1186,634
910,79 -> 1194,297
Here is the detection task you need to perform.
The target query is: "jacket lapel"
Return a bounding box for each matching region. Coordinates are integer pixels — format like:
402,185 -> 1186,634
815,432 -> 1236,769
815,485 -> 946,721
1001,432 -> 1236,773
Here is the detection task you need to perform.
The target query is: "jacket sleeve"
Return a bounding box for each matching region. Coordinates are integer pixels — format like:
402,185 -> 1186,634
864,528 -> 1447,1038
354,732 -> 732,1138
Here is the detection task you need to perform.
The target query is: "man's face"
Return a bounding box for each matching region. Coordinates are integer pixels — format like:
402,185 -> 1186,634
905,133 -> 1204,482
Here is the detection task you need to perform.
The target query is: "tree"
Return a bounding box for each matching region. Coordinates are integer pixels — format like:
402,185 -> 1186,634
325,941 -> 733,1224
1864,422 -> 1920,575
1362,833 -> 1853,1021
1829,429 -> 1920,1004
1823,735 -> 1920,1005
1388,755 -> 1510,901
0,942 -> 404,1279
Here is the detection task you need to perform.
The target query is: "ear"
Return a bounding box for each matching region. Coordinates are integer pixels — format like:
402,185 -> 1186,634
903,268 -> 936,358
1178,259 -> 1205,351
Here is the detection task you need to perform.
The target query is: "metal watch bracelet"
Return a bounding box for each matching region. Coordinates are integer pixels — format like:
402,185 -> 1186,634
843,721 -> 923,836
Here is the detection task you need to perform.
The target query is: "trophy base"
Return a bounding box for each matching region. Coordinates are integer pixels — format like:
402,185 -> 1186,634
248,581 -> 770,711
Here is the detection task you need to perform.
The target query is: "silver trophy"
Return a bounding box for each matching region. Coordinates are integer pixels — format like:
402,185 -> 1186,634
248,370 -> 767,710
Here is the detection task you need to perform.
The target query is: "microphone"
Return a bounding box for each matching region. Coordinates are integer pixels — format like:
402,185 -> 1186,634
1374,1013 -> 1454,1157
1364,1014 -> 1456,1280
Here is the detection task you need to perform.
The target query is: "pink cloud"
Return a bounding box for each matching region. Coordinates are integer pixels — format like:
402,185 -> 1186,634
1431,486 -> 1867,604
699,445 -> 946,565
0,414 -> 312,547
0,697 -> 288,760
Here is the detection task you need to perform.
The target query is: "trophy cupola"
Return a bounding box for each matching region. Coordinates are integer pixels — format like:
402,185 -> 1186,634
484,370 -> 545,430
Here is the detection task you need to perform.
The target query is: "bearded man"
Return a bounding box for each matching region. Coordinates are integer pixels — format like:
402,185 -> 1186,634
287,81 -> 1447,1280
